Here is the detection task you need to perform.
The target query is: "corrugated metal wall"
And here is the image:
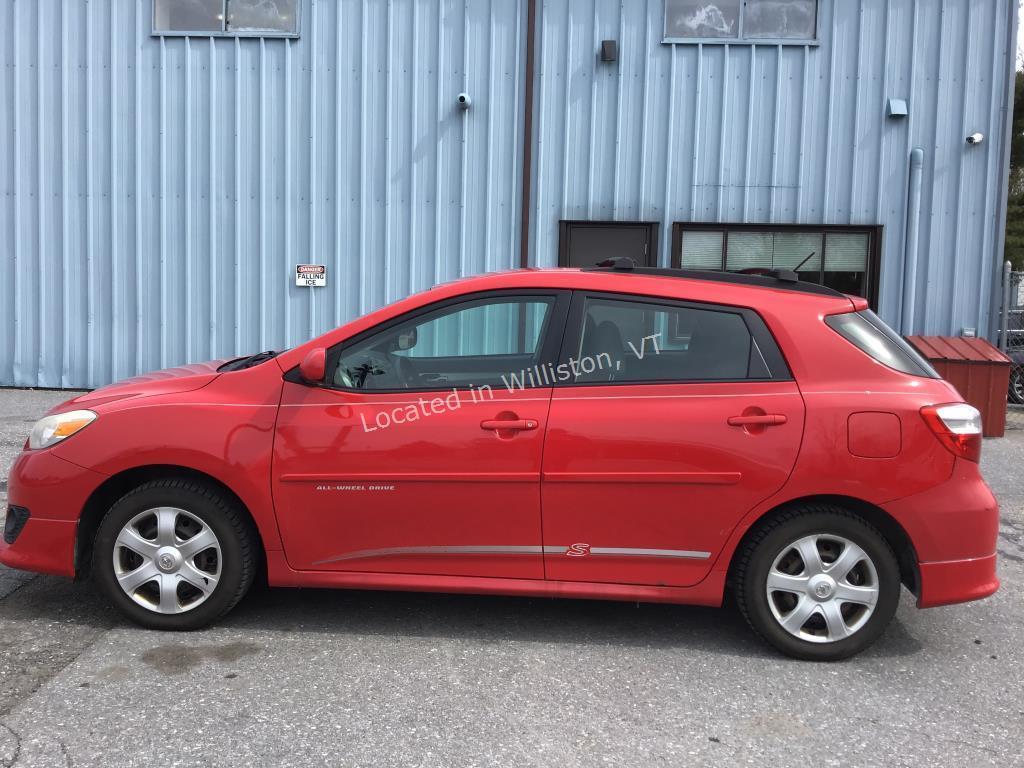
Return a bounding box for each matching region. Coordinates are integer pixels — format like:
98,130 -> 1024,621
1,0 -> 1017,389
530,0 -> 1016,341
0,0 -> 526,388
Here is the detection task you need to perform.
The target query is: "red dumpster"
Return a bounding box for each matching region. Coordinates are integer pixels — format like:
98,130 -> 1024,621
905,336 -> 1011,438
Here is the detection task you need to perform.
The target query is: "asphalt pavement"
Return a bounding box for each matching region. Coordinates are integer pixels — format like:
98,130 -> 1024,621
1,388 -> 1022,767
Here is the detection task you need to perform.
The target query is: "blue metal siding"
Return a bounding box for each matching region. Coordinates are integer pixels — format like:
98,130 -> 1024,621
0,0 -> 1017,389
0,0 -> 526,388
529,0 -> 1016,342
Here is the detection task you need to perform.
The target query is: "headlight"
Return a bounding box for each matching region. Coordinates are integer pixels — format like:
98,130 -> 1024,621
28,410 -> 97,450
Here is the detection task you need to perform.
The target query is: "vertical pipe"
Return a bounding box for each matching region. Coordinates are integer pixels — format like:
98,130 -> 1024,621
902,147 -> 924,334
518,0 -> 536,268
1001,260 -> 1012,351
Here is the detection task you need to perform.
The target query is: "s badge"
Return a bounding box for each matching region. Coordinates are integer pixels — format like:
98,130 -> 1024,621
566,543 -> 591,557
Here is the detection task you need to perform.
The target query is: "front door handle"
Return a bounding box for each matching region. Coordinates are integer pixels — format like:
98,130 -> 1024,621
480,419 -> 538,432
727,414 -> 787,427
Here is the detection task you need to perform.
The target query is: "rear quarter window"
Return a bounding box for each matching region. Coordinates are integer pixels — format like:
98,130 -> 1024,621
825,310 -> 939,378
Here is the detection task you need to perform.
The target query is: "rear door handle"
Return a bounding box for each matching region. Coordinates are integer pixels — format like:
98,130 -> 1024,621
480,419 -> 538,432
727,414 -> 788,426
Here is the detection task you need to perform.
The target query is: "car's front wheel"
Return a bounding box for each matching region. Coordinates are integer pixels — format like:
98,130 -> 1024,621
93,479 -> 257,630
734,505 -> 901,661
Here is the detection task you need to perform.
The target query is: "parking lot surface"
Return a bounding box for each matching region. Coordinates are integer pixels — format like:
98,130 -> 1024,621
1,388 -> 1022,767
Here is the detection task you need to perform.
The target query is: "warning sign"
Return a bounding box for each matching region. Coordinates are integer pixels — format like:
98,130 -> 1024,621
295,264 -> 327,287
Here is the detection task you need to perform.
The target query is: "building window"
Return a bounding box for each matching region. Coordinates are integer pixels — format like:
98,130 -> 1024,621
663,0 -> 818,44
671,224 -> 880,305
153,0 -> 299,37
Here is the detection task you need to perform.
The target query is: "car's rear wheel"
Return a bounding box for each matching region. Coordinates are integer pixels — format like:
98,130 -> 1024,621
93,479 -> 257,630
734,505 -> 900,661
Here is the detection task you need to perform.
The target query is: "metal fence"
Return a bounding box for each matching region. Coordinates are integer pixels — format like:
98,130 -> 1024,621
1002,268 -> 1024,430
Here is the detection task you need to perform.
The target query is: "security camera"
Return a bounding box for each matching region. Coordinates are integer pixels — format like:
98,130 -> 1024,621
456,93 -> 472,110
966,132 -> 984,145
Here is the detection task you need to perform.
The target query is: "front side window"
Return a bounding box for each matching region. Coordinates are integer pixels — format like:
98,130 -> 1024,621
674,224 -> 877,305
572,297 -> 774,384
664,0 -> 817,43
153,0 -> 299,36
330,296 -> 556,391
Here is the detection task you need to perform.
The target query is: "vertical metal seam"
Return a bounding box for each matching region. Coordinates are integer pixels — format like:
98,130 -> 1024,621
383,0 -> 392,299
688,44 -> 702,221
742,47 -> 754,222
335,2 -> 345,320
531,0 -> 546,265
795,44 -> 808,222
432,0 -> 443,285
822,1 -> 838,220
663,48 -> 677,236
611,0 -> 624,218
769,44 -> 782,221
36,0 -> 46,385
559,8 -> 572,215
235,37 -> 243,353
310,0 -> 318,335
585,0 -> 598,219
948,0 -> 974,324
922,0 -> 947,332
483,0 -> 495,271
185,37 -> 193,363
134,0 -> 144,376
638,0 -> 651,225
284,38 -> 293,344
458,0 -> 469,276
408,0 -> 419,293
159,36 -> 167,369
258,37 -> 267,349
717,44 -> 730,221
359,0 -> 369,305
61,0 -> 71,386
208,36 -> 217,358
85,3 -> 95,385
848,1 -> 864,222
873,0 -> 890,223
109,0 -> 118,383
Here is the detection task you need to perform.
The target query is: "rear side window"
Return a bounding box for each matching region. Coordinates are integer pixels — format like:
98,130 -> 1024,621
825,310 -> 939,378
571,296 -> 785,383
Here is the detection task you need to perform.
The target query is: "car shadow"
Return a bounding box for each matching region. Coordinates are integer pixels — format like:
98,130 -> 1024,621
219,584 -> 924,661
1,574 -> 924,661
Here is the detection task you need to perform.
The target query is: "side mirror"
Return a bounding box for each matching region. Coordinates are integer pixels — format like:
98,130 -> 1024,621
299,347 -> 326,384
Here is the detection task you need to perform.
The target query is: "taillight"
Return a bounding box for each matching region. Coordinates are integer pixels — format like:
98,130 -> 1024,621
920,403 -> 982,462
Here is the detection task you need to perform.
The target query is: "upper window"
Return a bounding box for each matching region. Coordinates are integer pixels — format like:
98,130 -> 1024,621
663,0 -> 818,44
572,296 -> 778,384
329,296 -> 557,391
672,224 -> 878,305
153,0 -> 299,37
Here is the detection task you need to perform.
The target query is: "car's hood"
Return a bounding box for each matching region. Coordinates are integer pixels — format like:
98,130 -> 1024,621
48,360 -> 227,414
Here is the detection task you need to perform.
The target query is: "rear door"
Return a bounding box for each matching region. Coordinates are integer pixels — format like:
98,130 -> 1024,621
541,292 -> 804,587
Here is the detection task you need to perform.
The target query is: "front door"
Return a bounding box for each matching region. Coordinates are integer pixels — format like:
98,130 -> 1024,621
540,292 -> 805,587
273,291 -> 569,579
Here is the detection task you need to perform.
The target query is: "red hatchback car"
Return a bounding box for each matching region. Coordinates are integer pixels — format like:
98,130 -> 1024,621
1,265 -> 999,660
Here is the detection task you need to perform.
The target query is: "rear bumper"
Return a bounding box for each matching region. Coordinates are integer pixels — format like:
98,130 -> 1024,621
917,553 -> 999,608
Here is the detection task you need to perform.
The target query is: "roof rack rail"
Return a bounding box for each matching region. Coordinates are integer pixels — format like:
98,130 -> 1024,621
580,264 -> 845,299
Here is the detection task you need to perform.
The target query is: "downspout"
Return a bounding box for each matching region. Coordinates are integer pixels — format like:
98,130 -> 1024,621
518,0 -> 537,269
902,147 -> 925,334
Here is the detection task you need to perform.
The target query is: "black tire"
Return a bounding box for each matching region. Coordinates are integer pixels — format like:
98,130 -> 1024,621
93,478 -> 258,630
734,504 -> 901,661
1009,368 -> 1024,405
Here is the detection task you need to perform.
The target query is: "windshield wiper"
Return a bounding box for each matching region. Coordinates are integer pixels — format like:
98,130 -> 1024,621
218,350 -> 279,372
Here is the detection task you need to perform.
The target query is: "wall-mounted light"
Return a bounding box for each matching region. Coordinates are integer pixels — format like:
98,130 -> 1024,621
600,40 -> 617,63
966,132 -> 984,145
456,92 -> 472,111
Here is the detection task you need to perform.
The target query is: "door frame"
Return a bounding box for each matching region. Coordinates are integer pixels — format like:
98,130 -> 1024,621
557,220 -> 660,268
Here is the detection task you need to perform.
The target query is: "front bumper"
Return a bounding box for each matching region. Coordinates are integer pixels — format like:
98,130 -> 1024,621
0,449 -> 107,578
